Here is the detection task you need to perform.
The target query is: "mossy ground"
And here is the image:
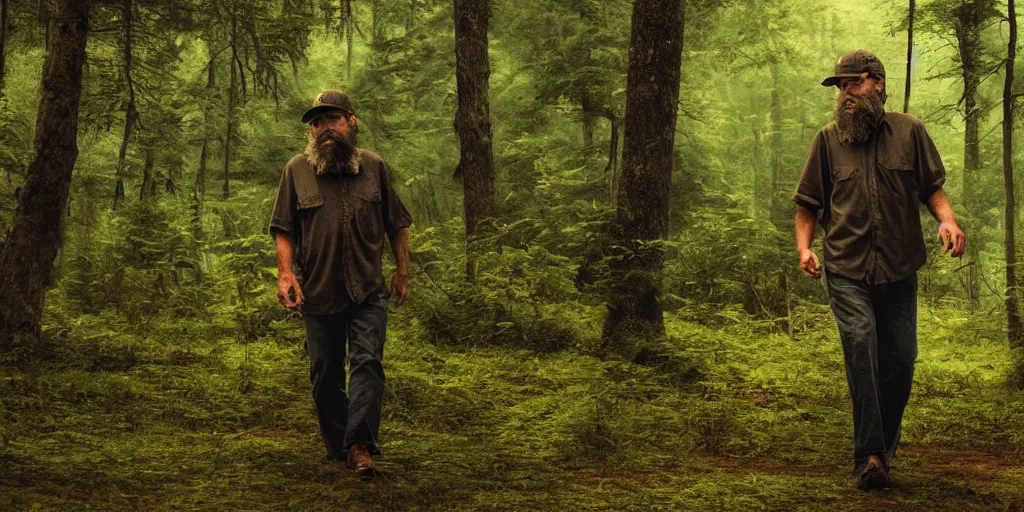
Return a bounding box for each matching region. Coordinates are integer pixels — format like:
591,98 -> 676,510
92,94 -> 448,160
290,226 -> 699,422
2,303 -> 1022,511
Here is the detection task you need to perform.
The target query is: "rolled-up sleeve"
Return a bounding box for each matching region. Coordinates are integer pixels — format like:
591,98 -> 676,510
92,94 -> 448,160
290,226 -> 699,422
269,165 -> 298,239
379,161 -> 413,240
913,121 -> 946,204
793,130 -> 828,212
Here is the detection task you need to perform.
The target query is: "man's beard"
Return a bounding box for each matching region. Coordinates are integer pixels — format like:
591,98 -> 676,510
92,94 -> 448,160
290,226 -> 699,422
304,130 -> 360,176
834,89 -> 886,145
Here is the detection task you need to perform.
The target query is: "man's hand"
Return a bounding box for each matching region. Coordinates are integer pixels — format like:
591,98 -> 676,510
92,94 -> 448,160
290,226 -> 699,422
277,272 -> 304,310
390,272 -> 409,306
938,221 -> 966,258
799,248 -> 821,279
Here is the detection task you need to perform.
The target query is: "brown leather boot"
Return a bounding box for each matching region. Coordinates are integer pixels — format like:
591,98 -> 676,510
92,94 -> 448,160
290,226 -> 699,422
857,455 -> 893,491
346,444 -> 377,480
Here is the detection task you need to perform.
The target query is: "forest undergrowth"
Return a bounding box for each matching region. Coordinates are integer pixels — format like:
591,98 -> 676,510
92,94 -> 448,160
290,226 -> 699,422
2,281 -> 1021,511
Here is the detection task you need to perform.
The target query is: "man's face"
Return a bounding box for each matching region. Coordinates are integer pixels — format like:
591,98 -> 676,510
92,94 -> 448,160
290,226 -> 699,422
836,72 -> 884,113
309,111 -> 356,143
305,110 -> 359,175
832,71 -> 886,145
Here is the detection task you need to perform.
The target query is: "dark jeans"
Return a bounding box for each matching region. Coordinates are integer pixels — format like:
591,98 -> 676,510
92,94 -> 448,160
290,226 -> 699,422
824,270 -> 918,473
303,292 -> 388,459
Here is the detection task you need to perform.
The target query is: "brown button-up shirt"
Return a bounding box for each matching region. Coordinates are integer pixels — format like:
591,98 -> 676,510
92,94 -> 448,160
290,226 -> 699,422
793,112 -> 946,284
269,150 -> 413,314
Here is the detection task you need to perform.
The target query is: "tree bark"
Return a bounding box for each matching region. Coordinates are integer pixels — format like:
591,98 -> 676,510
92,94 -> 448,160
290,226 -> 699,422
348,0 -> 355,73
602,0 -> 684,343
904,0 -> 915,113
197,140 -> 208,197
140,150 -> 155,200
956,0 -> 983,311
1005,0 -> 1021,346
957,1 -> 982,174
605,112 -> 619,203
113,0 -> 137,209
165,164 -> 177,195
0,0 -> 91,348
197,40 -> 216,198
224,7 -> 237,200
0,0 -> 9,93
581,91 -> 596,148
453,0 -> 496,278
371,0 -> 381,44
769,60 -> 783,223
38,0 -> 48,49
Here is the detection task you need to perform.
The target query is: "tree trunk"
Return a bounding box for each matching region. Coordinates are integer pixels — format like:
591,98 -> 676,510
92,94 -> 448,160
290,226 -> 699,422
224,8 -> 237,200
605,112 -> 619,203
453,0 -> 496,279
371,0 -> 381,44
601,0 -> 684,344
165,164 -> 177,195
38,0 -> 48,49
769,60 -> 783,223
197,140 -> 208,197
0,0 -> 91,348
197,41 -> 217,198
341,0 -> 353,78
0,0 -> 9,93
904,0 -> 915,113
581,91 -> 596,148
1005,0 -> 1022,347
197,42 -> 216,198
113,0 -> 136,209
956,0 -> 983,311
140,150 -> 155,200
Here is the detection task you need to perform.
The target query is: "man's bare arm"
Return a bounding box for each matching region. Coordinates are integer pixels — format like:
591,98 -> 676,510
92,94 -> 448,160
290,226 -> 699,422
925,188 -> 967,257
795,206 -> 817,251
391,228 -> 410,276
389,228 -> 410,305
274,233 -> 304,308
795,206 -> 822,278
274,233 -> 296,274
925,188 -> 955,223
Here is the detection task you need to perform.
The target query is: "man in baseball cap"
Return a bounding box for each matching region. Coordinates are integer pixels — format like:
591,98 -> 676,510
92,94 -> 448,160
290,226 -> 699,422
269,89 -> 414,480
792,50 -> 966,491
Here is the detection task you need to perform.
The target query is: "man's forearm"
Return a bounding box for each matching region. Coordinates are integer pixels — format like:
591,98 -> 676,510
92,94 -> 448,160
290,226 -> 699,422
274,233 -> 297,275
391,228 -> 410,275
926,188 -> 956,224
795,206 -> 818,251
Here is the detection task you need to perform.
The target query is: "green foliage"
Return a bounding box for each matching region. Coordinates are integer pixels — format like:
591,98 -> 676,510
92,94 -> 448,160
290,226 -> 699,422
3,0 -> 1024,509
410,219 -> 600,353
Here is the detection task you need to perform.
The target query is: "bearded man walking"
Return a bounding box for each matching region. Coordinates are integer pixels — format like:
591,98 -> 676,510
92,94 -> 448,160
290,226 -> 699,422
269,90 -> 413,479
792,50 -> 966,490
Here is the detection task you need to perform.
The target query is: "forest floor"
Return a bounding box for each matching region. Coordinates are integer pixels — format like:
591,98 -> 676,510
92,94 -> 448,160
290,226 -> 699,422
2,301 -> 1023,511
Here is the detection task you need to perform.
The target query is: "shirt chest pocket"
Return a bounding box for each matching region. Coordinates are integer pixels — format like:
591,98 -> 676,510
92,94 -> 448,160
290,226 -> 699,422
349,180 -> 383,241
829,165 -> 862,212
878,152 -> 917,200
296,193 -> 324,229
832,164 -> 859,183
297,194 -> 324,210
